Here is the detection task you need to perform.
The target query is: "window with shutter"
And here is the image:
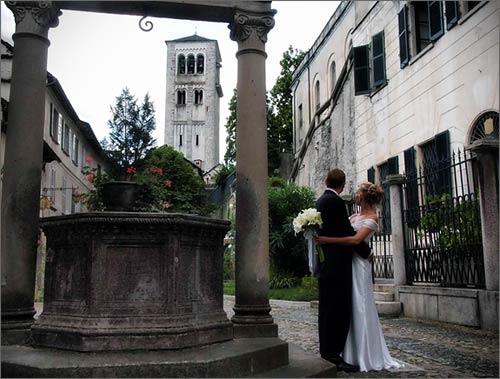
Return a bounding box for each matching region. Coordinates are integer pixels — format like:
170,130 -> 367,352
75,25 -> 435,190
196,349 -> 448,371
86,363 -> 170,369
354,45 -> 370,95
398,5 -> 410,67
429,1 -> 444,41
367,166 -> 375,184
187,54 -> 195,74
372,31 -> 386,87
414,1 -> 431,53
445,1 -> 459,30
62,124 -> 70,154
404,146 -> 420,226
196,54 -> 204,74
378,162 -> 392,234
388,155 -> 399,175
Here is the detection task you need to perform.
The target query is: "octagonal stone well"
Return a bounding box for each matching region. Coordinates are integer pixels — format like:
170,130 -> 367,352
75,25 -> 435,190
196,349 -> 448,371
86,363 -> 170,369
32,212 -> 232,351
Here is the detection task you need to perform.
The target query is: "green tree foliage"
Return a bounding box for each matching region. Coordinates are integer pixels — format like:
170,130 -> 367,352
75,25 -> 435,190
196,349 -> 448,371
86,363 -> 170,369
223,88 -> 237,166
268,46 -> 305,173
106,87 -> 156,174
268,178 -> 316,278
144,145 -> 213,215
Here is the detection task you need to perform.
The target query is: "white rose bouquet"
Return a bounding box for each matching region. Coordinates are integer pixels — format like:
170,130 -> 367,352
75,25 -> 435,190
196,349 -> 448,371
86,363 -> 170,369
293,208 -> 325,274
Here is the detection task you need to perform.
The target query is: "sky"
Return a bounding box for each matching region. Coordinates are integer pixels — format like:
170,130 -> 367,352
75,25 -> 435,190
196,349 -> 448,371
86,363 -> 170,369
1,1 -> 340,163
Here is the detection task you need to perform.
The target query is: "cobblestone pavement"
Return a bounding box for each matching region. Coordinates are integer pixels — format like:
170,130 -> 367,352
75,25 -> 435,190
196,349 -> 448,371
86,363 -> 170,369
224,297 -> 499,378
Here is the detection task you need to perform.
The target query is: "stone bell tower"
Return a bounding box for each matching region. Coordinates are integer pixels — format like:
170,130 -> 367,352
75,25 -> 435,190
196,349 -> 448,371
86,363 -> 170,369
164,34 -> 223,173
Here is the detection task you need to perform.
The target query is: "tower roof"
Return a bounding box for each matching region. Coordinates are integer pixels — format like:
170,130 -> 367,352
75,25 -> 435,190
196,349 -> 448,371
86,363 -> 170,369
166,34 -> 214,43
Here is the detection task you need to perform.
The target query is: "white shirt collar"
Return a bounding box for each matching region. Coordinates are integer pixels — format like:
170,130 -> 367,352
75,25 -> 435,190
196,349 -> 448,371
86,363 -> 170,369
325,187 -> 340,196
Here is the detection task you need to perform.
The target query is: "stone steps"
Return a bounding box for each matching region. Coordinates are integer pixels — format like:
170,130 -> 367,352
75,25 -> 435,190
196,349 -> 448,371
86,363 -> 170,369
374,281 -> 402,318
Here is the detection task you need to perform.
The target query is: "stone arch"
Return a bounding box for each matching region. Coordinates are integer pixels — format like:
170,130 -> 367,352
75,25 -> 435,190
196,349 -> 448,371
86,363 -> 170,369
312,73 -> 321,112
344,28 -> 353,62
177,53 -> 186,74
196,53 -> 205,74
467,110 -> 499,144
187,53 -> 195,74
327,53 -> 336,95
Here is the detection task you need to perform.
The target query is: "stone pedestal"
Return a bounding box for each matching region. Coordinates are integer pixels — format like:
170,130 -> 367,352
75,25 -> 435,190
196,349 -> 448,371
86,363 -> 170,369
386,175 -> 406,287
32,212 -> 233,351
467,139 -> 499,291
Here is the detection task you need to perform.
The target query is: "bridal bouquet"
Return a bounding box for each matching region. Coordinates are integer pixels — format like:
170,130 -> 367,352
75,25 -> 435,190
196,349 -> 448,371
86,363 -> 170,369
293,208 -> 324,274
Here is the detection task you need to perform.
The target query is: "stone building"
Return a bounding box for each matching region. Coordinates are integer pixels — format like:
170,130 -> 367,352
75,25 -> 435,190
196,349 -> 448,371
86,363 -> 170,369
1,39 -> 109,217
164,34 -> 223,173
291,1 -> 498,329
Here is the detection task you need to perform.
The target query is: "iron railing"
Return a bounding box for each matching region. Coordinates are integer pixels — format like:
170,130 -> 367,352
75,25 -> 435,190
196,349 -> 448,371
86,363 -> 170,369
403,149 -> 485,288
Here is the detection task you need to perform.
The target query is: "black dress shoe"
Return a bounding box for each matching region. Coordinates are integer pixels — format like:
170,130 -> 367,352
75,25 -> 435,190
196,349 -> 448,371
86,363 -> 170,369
336,360 -> 360,373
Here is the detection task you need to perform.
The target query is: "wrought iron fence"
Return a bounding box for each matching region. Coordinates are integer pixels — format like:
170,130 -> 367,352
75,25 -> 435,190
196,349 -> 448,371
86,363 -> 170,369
402,149 -> 485,288
345,197 -> 394,279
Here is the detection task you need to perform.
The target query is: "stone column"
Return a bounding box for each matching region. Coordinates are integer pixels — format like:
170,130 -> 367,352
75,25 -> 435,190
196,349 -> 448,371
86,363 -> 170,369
468,139 -> 499,291
1,1 -> 61,345
386,175 -> 406,286
229,10 -> 277,338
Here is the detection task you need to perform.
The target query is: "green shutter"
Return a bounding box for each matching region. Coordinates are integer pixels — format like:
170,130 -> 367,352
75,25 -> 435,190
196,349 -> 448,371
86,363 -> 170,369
435,130 -> 452,195
354,45 -> 371,95
404,147 -> 420,226
49,104 -> 54,138
445,1 -> 459,30
428,1 -> 444,41
372,31 -> 386,87
367,167 -> 375,184
388,155 -> 399,175
398,5 -> 410,68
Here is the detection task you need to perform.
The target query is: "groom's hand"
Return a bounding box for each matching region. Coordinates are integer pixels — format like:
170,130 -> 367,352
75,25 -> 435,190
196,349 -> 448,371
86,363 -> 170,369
353,241 -> 371,259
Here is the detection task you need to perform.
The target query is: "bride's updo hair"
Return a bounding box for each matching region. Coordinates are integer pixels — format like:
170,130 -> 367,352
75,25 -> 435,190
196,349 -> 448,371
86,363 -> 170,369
358,182 -> 384,207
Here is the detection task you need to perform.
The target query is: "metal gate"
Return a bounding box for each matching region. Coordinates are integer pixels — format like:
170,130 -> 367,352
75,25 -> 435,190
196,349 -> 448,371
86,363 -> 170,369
402,149 -> 485,288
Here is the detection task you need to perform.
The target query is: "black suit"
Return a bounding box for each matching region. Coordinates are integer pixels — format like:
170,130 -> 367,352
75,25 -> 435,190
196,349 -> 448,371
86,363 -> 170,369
315,189 -> 370,361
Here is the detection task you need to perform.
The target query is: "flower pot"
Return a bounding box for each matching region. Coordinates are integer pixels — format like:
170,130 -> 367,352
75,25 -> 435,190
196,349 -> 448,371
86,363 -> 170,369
101,181 -> 140,211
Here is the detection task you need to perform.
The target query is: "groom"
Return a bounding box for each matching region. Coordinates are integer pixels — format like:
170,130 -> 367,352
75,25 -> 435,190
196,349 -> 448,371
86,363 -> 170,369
316,168 -> 371,372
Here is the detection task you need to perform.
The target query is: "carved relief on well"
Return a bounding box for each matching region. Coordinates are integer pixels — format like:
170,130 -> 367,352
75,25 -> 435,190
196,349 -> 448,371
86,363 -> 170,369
229,11 -> 275,44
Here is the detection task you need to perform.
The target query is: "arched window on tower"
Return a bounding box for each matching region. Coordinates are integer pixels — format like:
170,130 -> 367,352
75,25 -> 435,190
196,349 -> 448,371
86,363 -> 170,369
315,80 -> 321,111
196,54 -> 204,74
177,54 -> 186,74
329,61 -> 336,94
194,90 -> 203,105
177,90 -> 186,105
187,54 -> 195,74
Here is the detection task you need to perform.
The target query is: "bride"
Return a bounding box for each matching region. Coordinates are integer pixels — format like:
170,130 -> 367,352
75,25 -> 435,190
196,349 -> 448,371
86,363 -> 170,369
315,182 -> 402,372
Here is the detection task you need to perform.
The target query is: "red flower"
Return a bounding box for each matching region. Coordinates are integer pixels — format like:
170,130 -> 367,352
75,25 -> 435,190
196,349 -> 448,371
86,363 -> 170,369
164,180 -> 172,188
150,166 -> 163,176
87,172 -> 96,184
127,167 -> 137,174
84,156 -> 94,163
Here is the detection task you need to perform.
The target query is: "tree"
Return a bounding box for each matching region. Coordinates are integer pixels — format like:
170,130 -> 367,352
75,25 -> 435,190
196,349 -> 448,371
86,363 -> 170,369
107,87 -> 156,174
270,46 -> 305,151
223,88 -> 237,167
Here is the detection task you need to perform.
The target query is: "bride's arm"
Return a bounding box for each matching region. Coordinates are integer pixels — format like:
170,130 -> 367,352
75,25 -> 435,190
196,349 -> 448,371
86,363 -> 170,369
314,227 -> 373,246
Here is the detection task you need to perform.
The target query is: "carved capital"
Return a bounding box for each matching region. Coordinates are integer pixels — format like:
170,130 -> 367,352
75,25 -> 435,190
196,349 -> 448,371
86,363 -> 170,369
6,1 -> 61,39
229,11 -> 275,44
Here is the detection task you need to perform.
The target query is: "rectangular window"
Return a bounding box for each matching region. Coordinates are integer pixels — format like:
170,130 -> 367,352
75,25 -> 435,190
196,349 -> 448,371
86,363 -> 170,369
445,1 -> 459,30
367,166 -> 375,184
57,114 -> 63,145
398,5 -> 410,67
194,90 -> 203,105
62,124 -> 70,154
50,169 -> 56,203
372,31 -> 386,87
177,90 -> 186,105
354,44 -> 370,95
298,104 -> 303,128
179,134 -> 183,147
378,162 -> 391,234
196,134 -> 199,146
61,176 -> 67,214
50,105 -> 59,143
421,130 -> 451,197
71,135 -> 79,165
414,1 -> 431,53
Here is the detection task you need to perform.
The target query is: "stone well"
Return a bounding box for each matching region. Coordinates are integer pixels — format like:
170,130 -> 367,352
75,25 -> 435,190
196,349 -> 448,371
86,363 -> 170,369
32,212 -> 233,351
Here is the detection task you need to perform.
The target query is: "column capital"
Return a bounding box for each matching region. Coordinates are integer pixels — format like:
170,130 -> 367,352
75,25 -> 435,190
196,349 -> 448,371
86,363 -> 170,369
229,10 -> 276,46
6,1 -> 61,41
467,138 -> 499,155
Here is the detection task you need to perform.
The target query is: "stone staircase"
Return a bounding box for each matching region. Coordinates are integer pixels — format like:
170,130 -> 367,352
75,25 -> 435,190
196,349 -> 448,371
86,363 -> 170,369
374,280 -> 402,317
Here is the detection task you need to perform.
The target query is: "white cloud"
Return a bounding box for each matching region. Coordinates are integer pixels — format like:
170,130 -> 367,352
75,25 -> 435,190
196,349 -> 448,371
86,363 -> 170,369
1,1 -> 339,162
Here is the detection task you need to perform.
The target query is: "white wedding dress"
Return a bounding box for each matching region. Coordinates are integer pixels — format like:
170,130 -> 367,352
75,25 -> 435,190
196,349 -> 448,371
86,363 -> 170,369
342,217 -> 402,372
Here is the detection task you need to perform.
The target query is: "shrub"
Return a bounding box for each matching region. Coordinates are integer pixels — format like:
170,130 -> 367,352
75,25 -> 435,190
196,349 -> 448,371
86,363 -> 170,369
269,271 -> 301,289
268,181 -> 316,278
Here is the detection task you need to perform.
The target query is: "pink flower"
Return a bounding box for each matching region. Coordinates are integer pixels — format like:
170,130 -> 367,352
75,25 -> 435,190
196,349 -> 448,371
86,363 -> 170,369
85,156 -> 94,163
87,173 -> 95,184
163,202 -> 171,209
150,166 -> 163,176
164,180 -> 172,188
126,167 -> 137,174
